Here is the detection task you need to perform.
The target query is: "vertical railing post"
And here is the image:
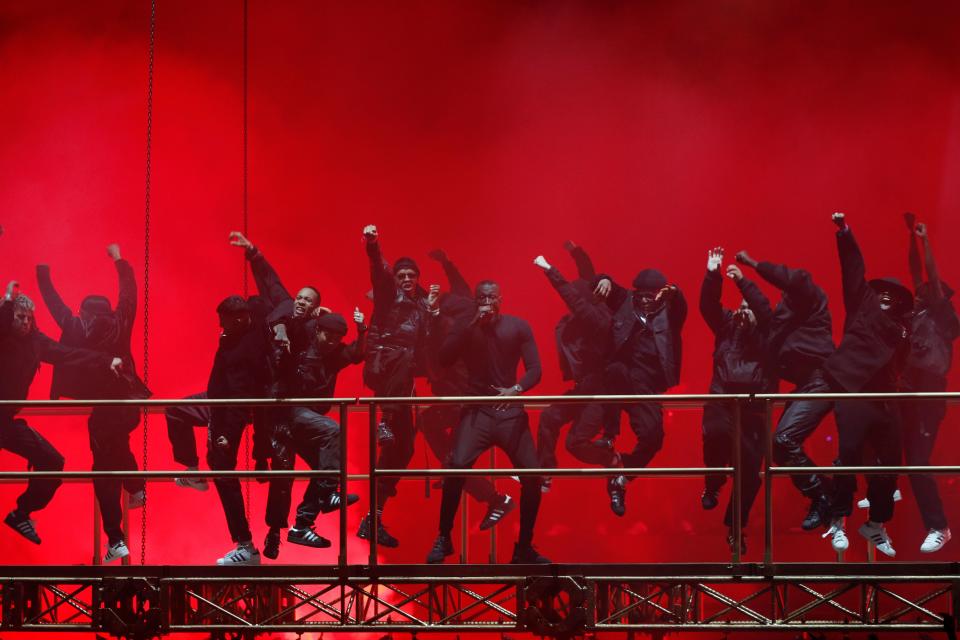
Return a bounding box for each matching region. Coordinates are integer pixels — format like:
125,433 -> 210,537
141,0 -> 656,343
338,401 -> 349,570
731,398 -> 743,564
763,398 -> 774,567
368,402 -> 379,568
489,447 -> 497,565
93,491 -> 102,566
121,489 -> 131,566
460,485 -> 469,564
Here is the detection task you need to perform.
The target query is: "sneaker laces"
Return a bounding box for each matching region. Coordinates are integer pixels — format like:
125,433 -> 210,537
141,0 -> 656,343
295,527 -> 323,544
822,520 -> 844,540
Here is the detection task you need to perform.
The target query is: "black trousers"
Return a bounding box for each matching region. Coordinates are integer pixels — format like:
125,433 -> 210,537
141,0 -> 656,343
772,372 -> 834,498
369,368 -> 416,509
829,399 -> 901,523
265,408 -> 341,530
439,407 -> 541,546
0,416 -> 65,516
538,381 -> 620,468
419,404 -> 498,504
88,406 -> 143,545
165,392 -> 209,468
701,402 -> 765,527
207,407 -> 253,543
901,400 -> 948,531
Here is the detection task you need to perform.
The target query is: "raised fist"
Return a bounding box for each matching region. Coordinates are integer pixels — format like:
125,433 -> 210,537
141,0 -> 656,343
832,212 -> 846,229
533,255 -> 552,271
106,244 -> 121,261
726,264 -> 743,282
428,248 -> 447,262
362,225 -> 378,243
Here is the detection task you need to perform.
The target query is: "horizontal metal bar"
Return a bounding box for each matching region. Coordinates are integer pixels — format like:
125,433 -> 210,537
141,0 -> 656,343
375,467 -> 733,477
774,465 -> 960,475
0,470 -> 341,480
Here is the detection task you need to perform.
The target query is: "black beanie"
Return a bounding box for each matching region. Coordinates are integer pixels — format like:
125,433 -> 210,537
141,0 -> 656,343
632,268 -> 667,292
316,312 -> 348,335
393,257 -> 420,275
80,295 -> 112,316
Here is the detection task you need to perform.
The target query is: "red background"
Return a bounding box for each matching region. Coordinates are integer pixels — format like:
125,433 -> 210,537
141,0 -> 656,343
2,0 -> 960,635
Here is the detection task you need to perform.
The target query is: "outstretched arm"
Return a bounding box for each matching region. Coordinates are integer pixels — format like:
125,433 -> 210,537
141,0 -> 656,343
535,256 -> 609,333
699,247 -> 726,334
108,245 -> 138,341
363,225 -> 396,305
832,212 -> 869,315
905,212 -> 924,291
35,264 -> 73,329
916,223 -> 943,300
728,265 -> 774,329
565,240 -> 597,281
429,249 -> 471,297
230,232 -> 292,308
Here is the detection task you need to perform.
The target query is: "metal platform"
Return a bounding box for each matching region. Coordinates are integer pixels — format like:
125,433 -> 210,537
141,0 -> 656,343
2,562 -> 957,637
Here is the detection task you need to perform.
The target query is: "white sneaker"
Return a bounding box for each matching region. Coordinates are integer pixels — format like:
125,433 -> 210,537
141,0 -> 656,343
856,488 -> 902,510
859,521 -> 896,557
174,477 -> 209,492
920,528 -> 951,553
216,542 -> 261,566
127,490 -> 146,509
822,518 -> 849,552
104,540 -> 130,563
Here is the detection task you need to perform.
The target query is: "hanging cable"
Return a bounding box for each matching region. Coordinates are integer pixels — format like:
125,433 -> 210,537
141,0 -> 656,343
140,0 -> 157,566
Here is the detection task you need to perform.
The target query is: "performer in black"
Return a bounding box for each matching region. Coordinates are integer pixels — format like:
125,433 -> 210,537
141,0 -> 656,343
899,215 -> 957,553
820,212 -> 912,557
534,242 -> 620,495
419,249 -> 516,531
698,248 -> 773,552
734,249 -> 836,530
358,224 -> 434,548
36,244 -> 151,563
426,280 -> 549,564
262,309 -> 365,559
1,283 -> 121,545
591,268 -> 687,516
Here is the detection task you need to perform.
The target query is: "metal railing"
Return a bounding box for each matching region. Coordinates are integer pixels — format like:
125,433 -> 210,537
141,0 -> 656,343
2,391 -> 958,567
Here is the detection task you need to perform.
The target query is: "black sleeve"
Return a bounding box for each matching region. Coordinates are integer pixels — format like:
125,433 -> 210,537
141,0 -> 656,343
441,258 -> 471,297
516,320 -> 542,392
438,300 -> 476,367
247,248 -> 293,309
0,298 -> 13,338
756,261 -> 818,303
931,297 -> 960,342
698,270 -> 726,335
736,276 -> 774,330
570,246 -> 597,281
836,227 -> 869,316
366,241 -> 396,308
668,285 -> 688,329
545,267 -> 609,334
32,331 -> 112,368
114,259 -> 138,342
35,265 -> 74,330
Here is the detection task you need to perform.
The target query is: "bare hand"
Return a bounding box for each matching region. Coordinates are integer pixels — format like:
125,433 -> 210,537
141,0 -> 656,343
726,264 -> 743,282
312,306 -> 332,318
427,284 -> 441,311
362,225 -> 378,243
594,278 -> 612,299
707,247 -> 724,272
533,255 -> 551,271
427,248 -> 447,262
353,306 -> 365,326
735,250 -> 758,268
915,222 -> 928,239
106,244 -> 121,261
832,212 -> 847,229
109,357 -> 124,376
904,211 -> 916,231
5,280 -> 19,300
228,231 -> 254,250
654,284 -> 677,303
492,384 -> 521,411
563,240 -> 578,252
273,324 -> 290,353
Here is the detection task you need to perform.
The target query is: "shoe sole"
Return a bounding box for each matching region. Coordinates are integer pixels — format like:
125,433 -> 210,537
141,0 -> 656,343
288,536 -> 332,549
5,520 -> 41,545
357,530 -> 399,548
319,497 -> 359,514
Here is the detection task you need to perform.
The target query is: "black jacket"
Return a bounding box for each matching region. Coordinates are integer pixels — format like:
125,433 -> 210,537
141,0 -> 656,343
610,281 -> 687,392
755,261 -> 835,385
275,322 -> 365,414
823,227 -> 910,393
36,259 -> 150,400
0,299 -> 112,420
699,270 -> 773,394
903,294 -> 959,391
545,266 -> 612,383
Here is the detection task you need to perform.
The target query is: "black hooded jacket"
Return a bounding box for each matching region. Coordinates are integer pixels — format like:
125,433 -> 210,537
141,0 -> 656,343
699,270 -> 773,394
36,259 -> 150,400
754,261 -> 835,385
546,266 -> 612,383
903,290 -> 960,391
823,227 -> 911,393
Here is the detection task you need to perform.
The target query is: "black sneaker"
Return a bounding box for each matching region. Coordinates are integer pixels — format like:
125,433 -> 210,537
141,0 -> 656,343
426,534 -> 454,564
511,543 -> 551,564
288,526 -> 332,549
263,528 -> 281,560
319,492 -> 360,514
479,494 -> 516,531
377,422 -> 396,445
4,511 -> 40,545
701,489 -> 719,510
801,495 -> 829,531
357,515 -> 399,548
593,436 -> 615,451
607,476 -> 626,517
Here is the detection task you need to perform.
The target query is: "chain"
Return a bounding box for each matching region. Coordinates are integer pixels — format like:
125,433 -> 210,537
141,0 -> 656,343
140,0 -> 156,566
242,0 -> 252,520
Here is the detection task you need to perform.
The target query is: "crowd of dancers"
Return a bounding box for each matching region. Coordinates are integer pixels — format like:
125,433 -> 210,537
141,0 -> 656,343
0,212 -> 955,565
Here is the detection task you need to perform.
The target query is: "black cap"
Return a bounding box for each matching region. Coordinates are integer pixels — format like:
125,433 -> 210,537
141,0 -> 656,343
632,268 -> 667,292
868,277 -> 914,312
315,312 -> 348,335
393,257 -> 420,275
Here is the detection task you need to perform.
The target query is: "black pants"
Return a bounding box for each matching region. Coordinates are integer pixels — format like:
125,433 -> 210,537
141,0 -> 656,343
555,402 -> 620,466
901,400 -> 948,531
829,399 -> 901,523
0,415 -> 65,516
369,367 -> 417,509
265,408 -> 341,530
165,392 -> 210,468
440,407 -> 541,546
419,404 -> 497,504
701,402 -> 764,527
772,372 -> 833,498
207,407 -> 253,543
88,406 -> 143,545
